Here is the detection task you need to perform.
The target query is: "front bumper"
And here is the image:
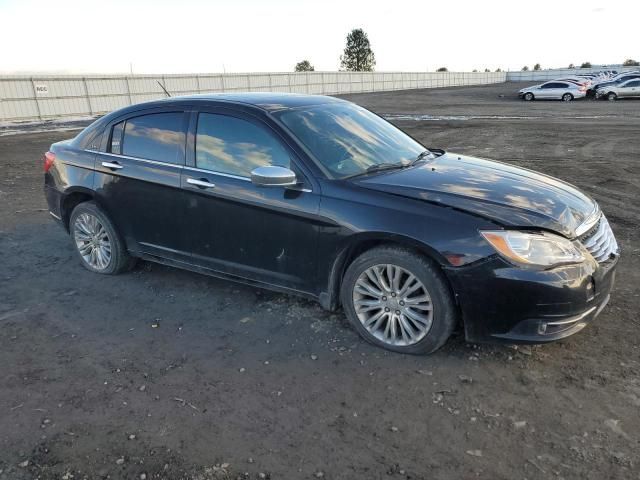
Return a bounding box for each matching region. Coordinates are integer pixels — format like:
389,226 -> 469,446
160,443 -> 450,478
446,254 -> 618,344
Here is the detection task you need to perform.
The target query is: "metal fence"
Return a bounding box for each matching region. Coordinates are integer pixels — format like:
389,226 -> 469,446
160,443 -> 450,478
0,71 -> 506,122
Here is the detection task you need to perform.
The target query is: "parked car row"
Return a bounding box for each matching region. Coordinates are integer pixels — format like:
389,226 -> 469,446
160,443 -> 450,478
518,70 -> 640,101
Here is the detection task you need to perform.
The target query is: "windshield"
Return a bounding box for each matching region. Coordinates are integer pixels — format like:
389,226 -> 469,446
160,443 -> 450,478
275,102 -> 426,179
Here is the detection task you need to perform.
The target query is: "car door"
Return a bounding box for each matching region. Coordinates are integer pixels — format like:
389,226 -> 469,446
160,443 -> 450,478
554,82 -> 569,99
93,108 -> 191,261
621,80 -> 640,97
538,82 -> 557,99
181,108 -> 322,293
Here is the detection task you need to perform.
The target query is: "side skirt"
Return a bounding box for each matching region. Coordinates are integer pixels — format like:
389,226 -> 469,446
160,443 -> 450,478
135,252 -> 320,303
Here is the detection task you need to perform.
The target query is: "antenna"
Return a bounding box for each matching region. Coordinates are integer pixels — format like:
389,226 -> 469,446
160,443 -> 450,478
157,80 -> 171,97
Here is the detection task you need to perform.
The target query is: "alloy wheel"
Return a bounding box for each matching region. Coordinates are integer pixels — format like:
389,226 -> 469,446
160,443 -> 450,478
73,213 -> 112,270
352,264 -> 434,346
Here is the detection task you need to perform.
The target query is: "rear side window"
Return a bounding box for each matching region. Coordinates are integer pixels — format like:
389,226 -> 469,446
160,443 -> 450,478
626,81 -> 640,87
195,113 -> 290,177
120,112 -> 185,164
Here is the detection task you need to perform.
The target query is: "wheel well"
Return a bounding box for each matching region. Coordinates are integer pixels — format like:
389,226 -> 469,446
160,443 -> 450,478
323,238 -> 453,312
61,192 -> 93,230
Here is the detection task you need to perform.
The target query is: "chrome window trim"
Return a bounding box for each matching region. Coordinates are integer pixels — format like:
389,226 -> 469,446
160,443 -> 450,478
85,150 -> 183,169
86,150 -> 312,192
184,166 -> 312,192
184,166 -> 251,182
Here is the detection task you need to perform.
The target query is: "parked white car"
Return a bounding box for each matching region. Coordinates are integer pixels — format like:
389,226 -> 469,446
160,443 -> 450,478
519,81 -> 586,102
596,78 -> 640,100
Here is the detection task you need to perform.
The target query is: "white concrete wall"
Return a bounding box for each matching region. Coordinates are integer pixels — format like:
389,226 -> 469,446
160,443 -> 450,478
0,71 -> 507,122
506,68 -> 634,82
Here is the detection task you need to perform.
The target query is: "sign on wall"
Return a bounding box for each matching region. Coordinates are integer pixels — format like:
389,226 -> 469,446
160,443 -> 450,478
34,84 -> 49,97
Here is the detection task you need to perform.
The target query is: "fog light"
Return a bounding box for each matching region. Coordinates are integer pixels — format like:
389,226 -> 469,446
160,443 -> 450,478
586,278 -> 595,301
538,322 -> 548,335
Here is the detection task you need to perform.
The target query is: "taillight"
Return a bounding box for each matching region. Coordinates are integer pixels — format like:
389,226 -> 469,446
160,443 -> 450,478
43,151 -> 55,172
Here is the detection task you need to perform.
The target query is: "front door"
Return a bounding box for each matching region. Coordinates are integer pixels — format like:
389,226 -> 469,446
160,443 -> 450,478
182,109 -> 322,293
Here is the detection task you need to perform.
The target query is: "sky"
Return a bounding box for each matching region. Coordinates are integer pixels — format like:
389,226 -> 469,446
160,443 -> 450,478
1,0 -> 638,74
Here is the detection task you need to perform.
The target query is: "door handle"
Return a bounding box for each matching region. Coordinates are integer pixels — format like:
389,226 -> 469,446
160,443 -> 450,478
102,161 -> 123,170
187,178 -> 216,189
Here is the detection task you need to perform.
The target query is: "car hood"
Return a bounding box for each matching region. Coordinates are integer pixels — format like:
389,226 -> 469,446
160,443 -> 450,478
355,153 -> 597,238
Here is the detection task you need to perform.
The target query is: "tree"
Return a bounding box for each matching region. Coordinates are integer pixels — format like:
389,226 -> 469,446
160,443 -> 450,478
623,59 -> 640,67
522,66 -> 529,71
495,68 -> 502,72
436,67 -> 448,72
472,69 -> 478,73
294,60 -> 315,72
568,63 -> 575,68
340,29 -> 376,72
533,63 -> 541,71
580,62 -> 592,68
484,68 -> 490,72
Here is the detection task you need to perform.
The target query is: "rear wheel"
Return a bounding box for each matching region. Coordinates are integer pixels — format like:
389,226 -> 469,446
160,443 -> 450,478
523,92 -> 534,101
607,92 -> 617,101
341,247 -> 457,355
562,93 -> 573,102
69,202 -> 135,275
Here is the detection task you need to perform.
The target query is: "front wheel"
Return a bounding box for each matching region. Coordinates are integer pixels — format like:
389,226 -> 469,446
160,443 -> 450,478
562,93 -> 573,102
69,202 -> 135,274
523,92 -> 534,101
608,92 -> 617,101
341,247 -> 457,355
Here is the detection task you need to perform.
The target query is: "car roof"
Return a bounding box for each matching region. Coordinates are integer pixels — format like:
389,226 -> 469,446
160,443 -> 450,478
156,92 -> 346,112
73,92 -> 348,147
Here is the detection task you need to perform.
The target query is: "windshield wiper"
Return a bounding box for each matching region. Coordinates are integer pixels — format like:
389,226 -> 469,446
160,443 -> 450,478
342,162 -> 408,179
344,149 -> 442,180
364,162 -> 408,174
410,149 -> 434,166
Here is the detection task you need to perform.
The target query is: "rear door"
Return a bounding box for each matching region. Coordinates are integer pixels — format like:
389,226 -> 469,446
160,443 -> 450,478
181,107 -> 322,293
93,108 -> 191,261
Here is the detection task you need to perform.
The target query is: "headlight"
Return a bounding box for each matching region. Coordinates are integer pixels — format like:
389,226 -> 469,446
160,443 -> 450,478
481,230 -> 585,267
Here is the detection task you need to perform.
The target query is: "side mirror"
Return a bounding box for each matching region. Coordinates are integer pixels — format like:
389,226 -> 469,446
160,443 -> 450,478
250,165 -> 297,187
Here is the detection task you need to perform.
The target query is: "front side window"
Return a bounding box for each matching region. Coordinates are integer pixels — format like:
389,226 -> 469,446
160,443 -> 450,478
121,112 -> 184,164
276,102 -> 425,179
195,113 -> 290,177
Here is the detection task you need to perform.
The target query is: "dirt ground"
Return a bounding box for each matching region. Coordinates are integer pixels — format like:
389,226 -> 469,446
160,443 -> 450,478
1,82 -> 639,480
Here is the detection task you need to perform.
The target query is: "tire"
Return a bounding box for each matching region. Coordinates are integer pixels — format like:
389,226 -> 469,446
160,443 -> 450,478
608,92 -> 617,101
340,247 -> 457,355
523,92 -> 534,101
69,201 -> 135,275
562,93 -> 573,102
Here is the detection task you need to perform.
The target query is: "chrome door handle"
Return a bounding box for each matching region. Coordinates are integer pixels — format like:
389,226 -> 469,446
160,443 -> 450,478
187,178 -> 215,188
102,161 -> 123,170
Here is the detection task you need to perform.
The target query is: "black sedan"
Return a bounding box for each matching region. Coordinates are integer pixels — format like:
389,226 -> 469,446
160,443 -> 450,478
43,93 -> 620,354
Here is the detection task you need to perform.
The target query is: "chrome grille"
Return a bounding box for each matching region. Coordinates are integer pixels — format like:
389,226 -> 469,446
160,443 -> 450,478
579,215 -> 619,263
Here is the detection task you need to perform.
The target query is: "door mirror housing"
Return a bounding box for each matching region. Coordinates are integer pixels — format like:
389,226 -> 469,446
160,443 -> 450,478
250,165 -> 297,187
